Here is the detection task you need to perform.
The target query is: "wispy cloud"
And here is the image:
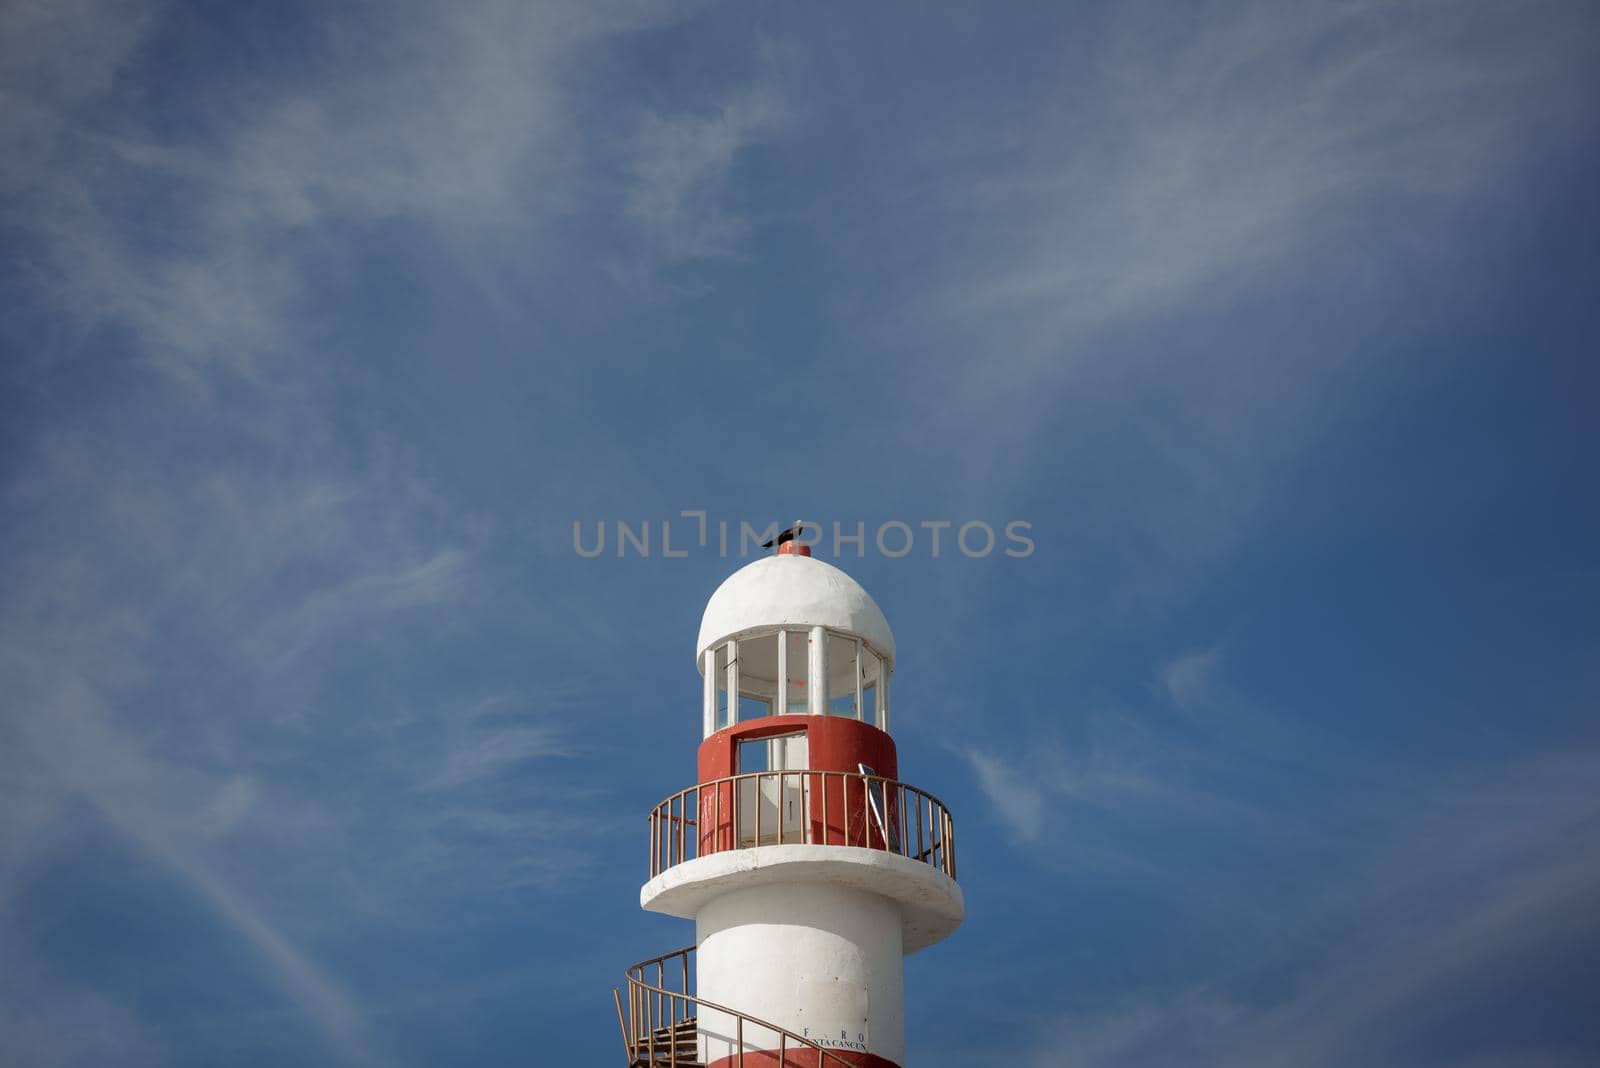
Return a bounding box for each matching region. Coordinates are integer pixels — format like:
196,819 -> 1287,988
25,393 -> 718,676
964,748 -> 1046,841
1160,648 -> 1218,713
1,7 -> 784,1052
955,638 -> 1600,1068
930,0 -> 1595,333
859,0 -> 1598,602
3,0 -> 787,393
1009,751 -> 1600,1068
623,82 -> 788,265
959,641 -> 1374,892
0,376 -> 581,1061
0,530 -> 590,1059
423,702 -> 569,791
0,957 -> 163,1068
2,687 -> 387,1066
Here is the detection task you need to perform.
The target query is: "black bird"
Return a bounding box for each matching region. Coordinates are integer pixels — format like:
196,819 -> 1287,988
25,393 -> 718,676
762,523 -> 803,549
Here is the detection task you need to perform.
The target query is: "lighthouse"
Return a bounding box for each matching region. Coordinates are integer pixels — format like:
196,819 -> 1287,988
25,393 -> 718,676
614,535 -> 964,1067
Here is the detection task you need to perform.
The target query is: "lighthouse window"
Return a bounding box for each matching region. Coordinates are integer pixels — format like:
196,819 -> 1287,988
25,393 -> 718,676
730,631 -> 779,721
826,631 -> 859,718
861,648 -> 879,723
784,629 -> 809,714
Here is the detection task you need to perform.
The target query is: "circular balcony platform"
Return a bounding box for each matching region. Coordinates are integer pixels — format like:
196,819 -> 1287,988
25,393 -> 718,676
642,843 -> 963,954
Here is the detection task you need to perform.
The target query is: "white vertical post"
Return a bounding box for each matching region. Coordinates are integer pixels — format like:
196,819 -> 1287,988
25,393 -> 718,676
776,629 -> 788,717
808,626 -> 827,716
862,649 -> 876,724
703,648 -> 716,737
880,669 -> 891,733
726,639 -> 739,725
854,638 -> 864,721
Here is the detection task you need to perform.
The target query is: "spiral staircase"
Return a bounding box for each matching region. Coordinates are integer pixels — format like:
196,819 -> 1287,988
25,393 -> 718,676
614,945 -> 853,1068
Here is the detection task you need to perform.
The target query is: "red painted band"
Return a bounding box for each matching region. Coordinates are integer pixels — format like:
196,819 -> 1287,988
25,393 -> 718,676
699,715 -> 898,781
707,1050 -> 899,1068
696,716 -> 902,857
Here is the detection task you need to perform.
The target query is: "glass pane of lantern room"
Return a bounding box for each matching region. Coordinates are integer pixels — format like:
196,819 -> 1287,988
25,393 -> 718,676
736,631 -> 776,721
784,630 -> 809,714
827,631 -> 859,717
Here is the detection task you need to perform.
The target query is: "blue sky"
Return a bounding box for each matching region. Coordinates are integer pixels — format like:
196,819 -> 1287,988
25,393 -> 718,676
2,1 -> 1597,1065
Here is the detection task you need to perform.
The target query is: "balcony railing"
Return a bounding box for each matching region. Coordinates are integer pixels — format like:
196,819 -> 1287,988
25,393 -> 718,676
648,770 -> 956,881
615,944 -> 855,1067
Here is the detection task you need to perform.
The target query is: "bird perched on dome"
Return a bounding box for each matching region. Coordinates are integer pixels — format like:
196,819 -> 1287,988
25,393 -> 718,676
761,522 -> 804,550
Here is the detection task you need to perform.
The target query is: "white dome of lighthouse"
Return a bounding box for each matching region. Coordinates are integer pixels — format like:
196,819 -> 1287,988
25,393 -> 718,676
696,554 -> 896,666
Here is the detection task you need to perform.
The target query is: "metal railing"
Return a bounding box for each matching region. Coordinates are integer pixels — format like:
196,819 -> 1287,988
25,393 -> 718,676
648,769 -> 956,881
615,945 -> 853,1067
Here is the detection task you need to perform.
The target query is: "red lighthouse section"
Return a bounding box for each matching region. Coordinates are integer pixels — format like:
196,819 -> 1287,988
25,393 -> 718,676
697,716 -> 899,857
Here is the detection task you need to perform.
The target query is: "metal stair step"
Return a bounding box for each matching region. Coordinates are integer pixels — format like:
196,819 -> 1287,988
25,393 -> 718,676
632,1015 -> 698,1065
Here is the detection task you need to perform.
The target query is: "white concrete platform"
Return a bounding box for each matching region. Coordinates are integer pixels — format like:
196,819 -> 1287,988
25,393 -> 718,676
641,845 -> 964,954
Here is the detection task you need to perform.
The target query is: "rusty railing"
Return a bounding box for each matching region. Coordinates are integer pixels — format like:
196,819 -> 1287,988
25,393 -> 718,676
615,944 -> 853,1067
647,769 -> 956,881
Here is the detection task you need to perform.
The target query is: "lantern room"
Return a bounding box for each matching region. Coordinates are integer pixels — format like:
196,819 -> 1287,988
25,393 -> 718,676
695,545 -> 895,737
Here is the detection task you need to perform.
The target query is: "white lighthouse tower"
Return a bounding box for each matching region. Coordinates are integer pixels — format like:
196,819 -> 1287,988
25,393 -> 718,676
614,534 -> 964,1068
